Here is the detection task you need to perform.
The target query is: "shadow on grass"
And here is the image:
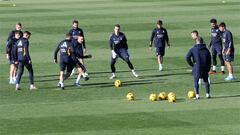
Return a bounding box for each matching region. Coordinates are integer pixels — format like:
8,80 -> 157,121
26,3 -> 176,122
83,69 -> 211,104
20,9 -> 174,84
211,80 -> 240,85
211,94 -> 240,99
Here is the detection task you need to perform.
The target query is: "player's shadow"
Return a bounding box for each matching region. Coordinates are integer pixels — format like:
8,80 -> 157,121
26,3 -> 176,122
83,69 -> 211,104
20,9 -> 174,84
211,80 -> 240,85
211,94 -> 240,99
144,72 -> 191,78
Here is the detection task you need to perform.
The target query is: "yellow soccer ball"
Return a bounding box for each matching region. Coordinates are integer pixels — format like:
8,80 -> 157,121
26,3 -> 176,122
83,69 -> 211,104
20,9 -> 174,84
126,92 -> 134,101
114,80 -> 121,87
188,90 -> 195,99
149,93 -> 158,101
168,92 -> 176,103
158,92 -> 167,100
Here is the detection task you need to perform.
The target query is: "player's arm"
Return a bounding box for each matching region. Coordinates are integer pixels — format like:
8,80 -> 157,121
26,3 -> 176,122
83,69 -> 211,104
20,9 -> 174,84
226,32 -> 233,55
109,35 -> 117,58
206,50 -> 212,72
24,41 -> 31,63
54,43 -> 60,63
186,49 -> 194,67
165,28 -> 170,47
80,29 -> 87,50
123,34 -> 128,50
149,29 -> 155,48
5,40 -> 12,59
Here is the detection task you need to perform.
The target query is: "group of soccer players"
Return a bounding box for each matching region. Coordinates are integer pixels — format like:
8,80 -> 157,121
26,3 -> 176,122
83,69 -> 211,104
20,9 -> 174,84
5,23 -> 37,90
5,18 -> 236,94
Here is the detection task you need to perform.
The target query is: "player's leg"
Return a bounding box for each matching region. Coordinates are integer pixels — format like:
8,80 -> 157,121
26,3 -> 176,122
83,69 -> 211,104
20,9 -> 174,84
110,56 -> 118,79
15,62 -> 24,90
58,60 -> 66,89
216,46 -> 225,74
224,54 -> 234,81
120,49 -> 138,78
25,62 -> 37,90
203,76 -> 211,98
9,64 -> 14,84
75,60 -> 89,81
156,47 -> 165,71
211,48 -> 217,73
193,76 -> 200,99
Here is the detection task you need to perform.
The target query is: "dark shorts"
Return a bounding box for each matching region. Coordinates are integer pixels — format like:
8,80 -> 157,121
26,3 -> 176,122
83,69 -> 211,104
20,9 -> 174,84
115,48 -> 130,61
60,57 -> 74,72
212,44 -> 222,55
155,46 -> 165,56
224,54 -> 234,62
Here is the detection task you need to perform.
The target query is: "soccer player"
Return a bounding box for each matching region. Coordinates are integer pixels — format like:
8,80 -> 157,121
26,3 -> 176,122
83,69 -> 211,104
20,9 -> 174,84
186,36 -> 212,99
54,34 -> 90,89
7,22 -> 23,42
208,18 -> 225,74
149,20 -> 170,71
15,31 -> 37,90
191,30 -> 211,84
69,20 -> 88,76
6,30 -> 20,84
72,36 -> 91,86
109,24 -> 139,79
218,22 -> 235,81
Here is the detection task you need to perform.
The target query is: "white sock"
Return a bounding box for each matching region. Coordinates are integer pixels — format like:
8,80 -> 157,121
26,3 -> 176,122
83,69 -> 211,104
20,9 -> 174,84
206,93 -> 210,97
112,73 -> 116,76
10,76 -> 13,81
16,84 -> 20,88
213,66 -> 216,71
221,66 -> 224,71
229,74 -> 233,78
159,64 -> 163,68
196,94 -> 200,98
76,75 -> 81,83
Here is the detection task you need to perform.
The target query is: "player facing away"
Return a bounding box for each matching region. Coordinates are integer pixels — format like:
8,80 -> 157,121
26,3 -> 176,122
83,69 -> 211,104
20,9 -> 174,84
186,37 -> 212,99
54,34 -> 76,89
208,18 -> 225,74
72,36 -> 91,87
109,24 -> 139,79
191,30 -> 211,84
15,31 -> 37,90
218,22 -> 235,81
69,20 -> 88,76
6,30 -> 21,84
149,20 -> 170,71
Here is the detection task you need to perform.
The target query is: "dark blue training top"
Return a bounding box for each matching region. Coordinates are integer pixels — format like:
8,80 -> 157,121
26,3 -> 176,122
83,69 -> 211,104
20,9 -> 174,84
6,38 -> 18,61
150,27 -> 169,47
222,30 -> 234,53
209,26 -> 222,46
109,32 -> 128,51
72,39 -> 84,58
186,44 -> 211,78
16,38 -> 31,62
54,39 -> 74,61
7,30 -> 23,42
69,27 -> 86,49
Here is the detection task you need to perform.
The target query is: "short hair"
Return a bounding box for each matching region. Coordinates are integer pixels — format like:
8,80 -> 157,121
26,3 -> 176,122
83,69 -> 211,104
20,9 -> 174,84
115,24 -> 120,28
16,22 -> 22,26
191,30 -> 198,36
219,22 -> 226,27
157,20 -> 163,25
24,31 -> 31,36
196,36 -> 204,44
210,18 -> 217,23
72,20 -> 79,24
14,30 -> 20,35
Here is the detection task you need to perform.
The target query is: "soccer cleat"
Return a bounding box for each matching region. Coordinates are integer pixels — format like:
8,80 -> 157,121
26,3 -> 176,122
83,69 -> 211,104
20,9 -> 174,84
15,86 -> 21,91
159,66 -> 163,71
30,86 -> 37,90
83,76 -> 89,81
220,71 -> 225,75
206,93 -> 211,99
75,82 -> 81,87
57,82 -> 61,87
109,74 -> 116,79
224,76 -> 235,81
132,72 -> 139,78
194,94 -> 200,100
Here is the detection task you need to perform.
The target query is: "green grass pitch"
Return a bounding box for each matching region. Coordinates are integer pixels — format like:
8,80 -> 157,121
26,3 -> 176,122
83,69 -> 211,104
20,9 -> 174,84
0,0 -> 240,134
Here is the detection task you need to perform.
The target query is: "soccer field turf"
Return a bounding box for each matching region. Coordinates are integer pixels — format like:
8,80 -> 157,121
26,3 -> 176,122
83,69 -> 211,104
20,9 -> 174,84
0,0 -> 240,134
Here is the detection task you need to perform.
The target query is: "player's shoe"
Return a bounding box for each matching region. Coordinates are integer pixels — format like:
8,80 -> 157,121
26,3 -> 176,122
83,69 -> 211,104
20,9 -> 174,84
224,76 -> 235,81
159,66 -> 163,71
109,74 -> 116,79
132,71 -> 139,78
206,93 -> 211,99
30,86 -> 37,90
57,82 -> 61,87
83,76 -> 89,81
208,70 -> 216,74
220,71 -> 225,75
15,86 -> 21,91
75,82 -> 81,87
